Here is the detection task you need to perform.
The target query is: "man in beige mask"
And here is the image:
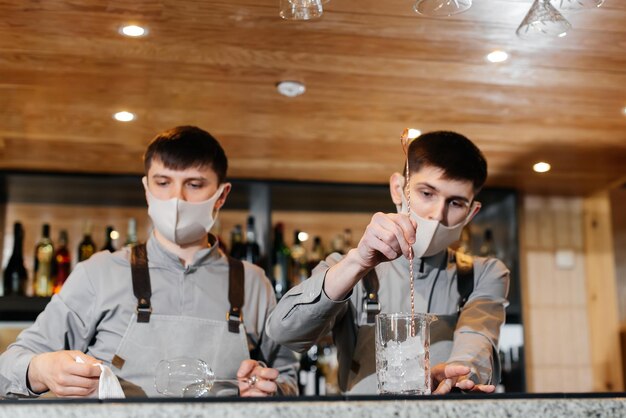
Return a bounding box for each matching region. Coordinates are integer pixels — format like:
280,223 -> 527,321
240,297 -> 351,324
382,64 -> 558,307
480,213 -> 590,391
0,126 -> 298,398
267,131 -> 509,395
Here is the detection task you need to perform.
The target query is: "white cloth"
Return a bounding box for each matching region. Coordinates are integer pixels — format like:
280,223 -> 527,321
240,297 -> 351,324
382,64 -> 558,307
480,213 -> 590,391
75,357 -> 125,399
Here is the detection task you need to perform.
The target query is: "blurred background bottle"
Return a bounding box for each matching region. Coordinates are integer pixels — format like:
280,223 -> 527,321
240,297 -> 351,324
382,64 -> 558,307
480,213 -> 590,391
479,228 -> 496,258
291,230 -> 309,286
229,224 -> 244,260
78,221 -> 96,262
52,230 -> 71,294
34,223 -> 54,297
243,216 -> 260,265
342,228 -> 353,253
3,222 -> 28,296
271,223 -> 291,300
124,218 -> 138,248
101,225 -> 116,252
308,236 -> 325,273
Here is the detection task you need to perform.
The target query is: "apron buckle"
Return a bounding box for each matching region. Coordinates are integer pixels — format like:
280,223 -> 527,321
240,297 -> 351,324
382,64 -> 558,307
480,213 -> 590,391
226,311 -> 242,334
136,306 -> 153,323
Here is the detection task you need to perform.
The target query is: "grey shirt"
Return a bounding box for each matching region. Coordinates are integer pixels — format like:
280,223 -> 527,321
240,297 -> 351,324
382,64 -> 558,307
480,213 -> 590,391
266,249 -> 509,393
0,234 -> 298,397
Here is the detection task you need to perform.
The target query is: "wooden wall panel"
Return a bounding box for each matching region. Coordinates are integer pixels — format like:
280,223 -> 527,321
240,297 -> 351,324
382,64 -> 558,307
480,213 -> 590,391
521,196 -> 594,393
583,192 -> 624,392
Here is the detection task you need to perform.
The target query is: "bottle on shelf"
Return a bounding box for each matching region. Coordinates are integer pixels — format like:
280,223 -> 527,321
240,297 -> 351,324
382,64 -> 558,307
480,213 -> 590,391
342,228 -> 353,253
298,344 -> 325,396
229,224 -> 244,260
290,230 -> 309,286
101,225 -> 116,252
77,221 -> 96,262
3,222 -> 28,296
53,230 -> 71,295
479,228 -> 497,258
34,223 -> 54,297
243,216 -> 261,265
308,236 -> 325,273
271,223 -> 291,300
124,218 -> 138,248
328,234 -> 345,256
455,225 -> 472,255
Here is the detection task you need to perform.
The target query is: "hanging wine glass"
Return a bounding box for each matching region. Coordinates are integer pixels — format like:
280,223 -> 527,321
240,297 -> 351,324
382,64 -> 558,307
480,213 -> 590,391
553,0 -> 604,10
413,0 -> 472,17
279,0 -> 324,20
516,0 -> 572,39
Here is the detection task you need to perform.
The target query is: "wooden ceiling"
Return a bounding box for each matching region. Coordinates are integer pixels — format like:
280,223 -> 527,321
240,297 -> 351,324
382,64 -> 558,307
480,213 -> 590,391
0,0 -> 625,196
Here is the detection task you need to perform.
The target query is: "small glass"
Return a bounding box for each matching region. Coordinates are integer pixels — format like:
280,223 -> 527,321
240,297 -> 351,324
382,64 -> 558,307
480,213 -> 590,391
154,357 -> 258,397
375,313 -> 437,395
279,0 -> 324,20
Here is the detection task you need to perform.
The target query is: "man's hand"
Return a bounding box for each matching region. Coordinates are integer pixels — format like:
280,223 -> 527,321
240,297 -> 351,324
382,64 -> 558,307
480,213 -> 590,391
354,212 -> 416,269
28,351 -> 101,397
324,212 -> 416,301
431,363 -> 496,394
236,359 -> 279,397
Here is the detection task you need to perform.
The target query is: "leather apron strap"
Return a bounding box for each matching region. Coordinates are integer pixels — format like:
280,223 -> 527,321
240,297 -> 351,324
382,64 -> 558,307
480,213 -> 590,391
455,251 -> 474,312
131,243 -> 152,323
227,256 -> 245,333
361,269 -> 381,325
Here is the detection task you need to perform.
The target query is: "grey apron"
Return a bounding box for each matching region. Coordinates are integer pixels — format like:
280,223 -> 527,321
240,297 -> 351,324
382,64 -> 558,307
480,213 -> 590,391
109,244 -> 250,397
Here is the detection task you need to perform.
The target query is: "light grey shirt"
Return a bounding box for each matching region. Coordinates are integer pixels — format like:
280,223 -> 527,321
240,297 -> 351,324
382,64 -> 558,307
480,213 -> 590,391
266,249 -> 509,393
0,234 -> 298,397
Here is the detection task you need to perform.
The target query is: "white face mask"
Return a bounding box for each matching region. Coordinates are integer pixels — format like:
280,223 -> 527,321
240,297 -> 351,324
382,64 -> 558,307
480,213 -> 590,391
143,177 -> 225,245
400,192 -> 478,259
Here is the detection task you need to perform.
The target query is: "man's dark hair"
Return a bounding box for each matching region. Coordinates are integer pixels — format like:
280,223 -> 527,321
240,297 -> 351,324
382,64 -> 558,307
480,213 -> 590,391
143,126 -> 228,183
407,131 -> 487,193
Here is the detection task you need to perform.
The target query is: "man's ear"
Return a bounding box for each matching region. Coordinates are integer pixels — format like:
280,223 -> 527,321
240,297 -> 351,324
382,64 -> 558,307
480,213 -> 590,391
215,183 -> 232,211
142,176 -> 149,205
389,172 -> 405,211
467,201 -> 482,223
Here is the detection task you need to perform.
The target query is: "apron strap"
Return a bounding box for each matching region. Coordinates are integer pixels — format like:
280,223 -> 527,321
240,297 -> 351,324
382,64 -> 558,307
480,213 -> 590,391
131,243 -> 152,323
227,256 -> 245,333
361,269 -> 380,324
455,250 -> 474,313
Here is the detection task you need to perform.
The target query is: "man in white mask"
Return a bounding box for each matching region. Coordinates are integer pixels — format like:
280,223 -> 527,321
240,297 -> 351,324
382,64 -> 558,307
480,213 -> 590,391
267,131 -> 509,395
0,126 -> 298,398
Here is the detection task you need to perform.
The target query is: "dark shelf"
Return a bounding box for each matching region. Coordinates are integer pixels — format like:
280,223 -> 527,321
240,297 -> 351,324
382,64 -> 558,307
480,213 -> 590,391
0,296 -> 50,321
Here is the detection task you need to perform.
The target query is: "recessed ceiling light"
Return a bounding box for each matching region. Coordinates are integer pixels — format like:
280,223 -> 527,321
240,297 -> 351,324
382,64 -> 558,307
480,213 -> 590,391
119,25 -> 147,37
622,107 -> 626,115
486,50 -> 508,63
276,80 -> 306,97
407,129 -> 421,139
533,162 -> 551,173
113,111 -> 135,122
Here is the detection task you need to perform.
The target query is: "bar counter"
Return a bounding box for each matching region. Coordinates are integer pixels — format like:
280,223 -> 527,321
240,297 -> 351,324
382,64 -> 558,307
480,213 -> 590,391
1,393 -> 625,418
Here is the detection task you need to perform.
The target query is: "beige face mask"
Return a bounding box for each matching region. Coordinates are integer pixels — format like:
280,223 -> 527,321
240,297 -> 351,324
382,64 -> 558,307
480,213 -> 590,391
399,190 -> 478,258
143,177 -> 225,245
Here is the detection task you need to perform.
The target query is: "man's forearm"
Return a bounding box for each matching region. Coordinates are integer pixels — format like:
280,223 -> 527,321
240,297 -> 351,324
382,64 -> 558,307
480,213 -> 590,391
323,249 -> 371,301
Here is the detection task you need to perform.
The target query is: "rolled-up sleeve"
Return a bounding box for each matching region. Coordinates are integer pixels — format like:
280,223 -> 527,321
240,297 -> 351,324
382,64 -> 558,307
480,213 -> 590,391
0,264 -> 97,397
266,254 -> 350,353
447,258 -> 509,384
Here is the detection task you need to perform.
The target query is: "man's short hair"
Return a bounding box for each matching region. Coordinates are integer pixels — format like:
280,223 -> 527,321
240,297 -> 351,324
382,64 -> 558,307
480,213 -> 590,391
407,131 -> 487,193
143,126 -> 228,183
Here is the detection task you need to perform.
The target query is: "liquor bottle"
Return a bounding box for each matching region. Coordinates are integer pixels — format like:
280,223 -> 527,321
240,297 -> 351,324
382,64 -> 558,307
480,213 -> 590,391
3,222 -> 28,296
243,216 -> 260,265
34,223 -> 54,297
102,225 -> 116,252
52,230 -> 71,294
298,344 -> 324,396
456,225 -> 472,255
272,223 -> 291,300
290,230 -> 309,286
328,234 -> 345,256
124,218 -> 138,248
308,236 -> 325,272
229,224 -> 244,260
479,228 -> 496,258
77,221 -> 96,262
342,228 -> 353,253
